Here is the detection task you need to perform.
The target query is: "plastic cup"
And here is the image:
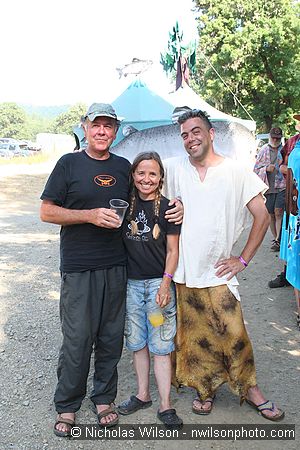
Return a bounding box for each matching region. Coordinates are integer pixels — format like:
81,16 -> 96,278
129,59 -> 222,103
148,309 -> 165,327
109,198 -> 129,227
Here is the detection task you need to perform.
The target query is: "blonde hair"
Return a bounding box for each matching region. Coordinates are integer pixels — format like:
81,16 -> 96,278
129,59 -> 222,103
128,152 -> 164,240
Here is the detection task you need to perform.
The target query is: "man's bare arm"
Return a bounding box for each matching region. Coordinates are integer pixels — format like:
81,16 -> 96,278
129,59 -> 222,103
215,193 -> 270,280
40,199 -> 121,229
239,193 -> 270,262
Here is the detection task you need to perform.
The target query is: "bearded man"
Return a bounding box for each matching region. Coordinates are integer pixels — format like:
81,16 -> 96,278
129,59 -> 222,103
254,127 -> 285,251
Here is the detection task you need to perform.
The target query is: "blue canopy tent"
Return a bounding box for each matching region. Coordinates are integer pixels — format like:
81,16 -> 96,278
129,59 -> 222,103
72,78 -> 255,149
111,78 -> 175,146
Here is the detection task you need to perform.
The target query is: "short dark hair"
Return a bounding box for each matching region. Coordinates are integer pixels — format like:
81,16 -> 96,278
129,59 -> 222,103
177,109 -> 213,130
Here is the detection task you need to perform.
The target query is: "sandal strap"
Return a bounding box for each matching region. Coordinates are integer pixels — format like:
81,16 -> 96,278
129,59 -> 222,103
257,400 -> 275,412
194,394 -> 215,402
97,404 -> 118,419
55,416 -> 75,426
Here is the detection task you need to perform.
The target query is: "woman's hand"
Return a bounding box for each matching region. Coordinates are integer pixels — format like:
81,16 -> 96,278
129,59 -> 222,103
156,283 -> 171,307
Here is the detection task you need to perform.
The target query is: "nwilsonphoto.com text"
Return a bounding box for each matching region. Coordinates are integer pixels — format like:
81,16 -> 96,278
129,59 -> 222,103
70,424 -> 295,441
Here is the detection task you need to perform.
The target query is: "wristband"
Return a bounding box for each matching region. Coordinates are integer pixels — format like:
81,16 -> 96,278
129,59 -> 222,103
163,272 -> 173,279
238,256 -> 248,267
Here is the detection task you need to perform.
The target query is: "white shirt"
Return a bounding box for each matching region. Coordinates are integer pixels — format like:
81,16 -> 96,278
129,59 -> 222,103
163,155 -> 268,297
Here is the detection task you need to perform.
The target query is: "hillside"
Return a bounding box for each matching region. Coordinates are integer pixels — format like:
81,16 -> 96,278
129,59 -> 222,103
20,104 -> 70,119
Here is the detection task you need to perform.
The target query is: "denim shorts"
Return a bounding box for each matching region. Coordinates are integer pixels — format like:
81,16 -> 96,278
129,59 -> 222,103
124,278 -> 176,355
265,190 -> 285,213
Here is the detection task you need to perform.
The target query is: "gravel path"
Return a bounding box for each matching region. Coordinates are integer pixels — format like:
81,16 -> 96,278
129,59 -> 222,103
0,163 -> 298,450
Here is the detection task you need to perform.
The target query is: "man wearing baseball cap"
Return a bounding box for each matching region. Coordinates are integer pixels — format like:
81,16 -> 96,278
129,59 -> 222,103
40,103 -> 183,436
254,126 -> 285,252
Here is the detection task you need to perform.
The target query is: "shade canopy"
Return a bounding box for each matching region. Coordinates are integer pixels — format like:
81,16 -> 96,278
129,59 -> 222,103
111,79 -> 174,145
73,77 -> 256,149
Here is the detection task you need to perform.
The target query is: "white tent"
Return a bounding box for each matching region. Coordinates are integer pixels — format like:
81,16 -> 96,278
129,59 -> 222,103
168,85 -> 256,132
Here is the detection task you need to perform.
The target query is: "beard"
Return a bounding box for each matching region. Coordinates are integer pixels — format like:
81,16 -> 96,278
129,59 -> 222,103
268,138 -> 281,148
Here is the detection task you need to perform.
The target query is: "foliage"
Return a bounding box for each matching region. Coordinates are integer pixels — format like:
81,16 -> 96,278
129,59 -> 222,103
51,103 -> 87,135
0,103 -> 27,139
192,0 -> 300,134
23,114 -> 53,140
0,103 -> 54,140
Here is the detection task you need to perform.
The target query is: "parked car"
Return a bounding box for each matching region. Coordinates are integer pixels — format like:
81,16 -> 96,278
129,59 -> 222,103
14,148 -> 32,157
23,140 -> 42,152
0,140 -> 32,157
0,144 -> 14,158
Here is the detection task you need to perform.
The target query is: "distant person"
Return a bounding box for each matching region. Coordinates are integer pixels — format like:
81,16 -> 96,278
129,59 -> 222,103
40,103 -> 183,438
254,127 -> 285,252
118,152 -> 182,429
163,109 -> 284,421
73,117 -> 87,151
269,114 -> 300,288
284,139 -> 300,328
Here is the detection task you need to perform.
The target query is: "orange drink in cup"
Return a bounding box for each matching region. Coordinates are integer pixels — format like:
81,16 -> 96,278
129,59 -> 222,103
148,310 -> 164,327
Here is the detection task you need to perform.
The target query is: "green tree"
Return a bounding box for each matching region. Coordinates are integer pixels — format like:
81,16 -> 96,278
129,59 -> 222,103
24,114 -> 53,140
52,103 -> 87,135
0,103 -> 27,138
193,0 -> 300,134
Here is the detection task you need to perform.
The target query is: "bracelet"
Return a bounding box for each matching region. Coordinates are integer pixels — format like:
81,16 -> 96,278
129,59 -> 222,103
238,256 -> 248,267
163,272 -> 173,279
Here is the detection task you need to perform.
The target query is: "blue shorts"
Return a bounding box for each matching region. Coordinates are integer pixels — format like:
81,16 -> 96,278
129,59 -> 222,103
265,191 -> 285,213
124,278 -> 176,355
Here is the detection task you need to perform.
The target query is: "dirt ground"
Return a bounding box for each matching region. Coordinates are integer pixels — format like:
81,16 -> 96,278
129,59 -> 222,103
0,162 -> 299,450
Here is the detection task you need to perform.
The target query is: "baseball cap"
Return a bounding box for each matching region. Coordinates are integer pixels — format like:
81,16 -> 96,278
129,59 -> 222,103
83,103 -> 123,123
269,127 -> 283,138
293,114 -> 300,121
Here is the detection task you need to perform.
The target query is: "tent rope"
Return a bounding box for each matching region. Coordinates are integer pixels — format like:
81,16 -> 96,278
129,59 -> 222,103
199,50 -> 255,122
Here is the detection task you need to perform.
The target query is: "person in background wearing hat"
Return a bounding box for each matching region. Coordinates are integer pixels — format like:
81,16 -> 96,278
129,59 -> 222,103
254,127 -> 285,252
269,114 -> 300,288
40,103 -> 183,437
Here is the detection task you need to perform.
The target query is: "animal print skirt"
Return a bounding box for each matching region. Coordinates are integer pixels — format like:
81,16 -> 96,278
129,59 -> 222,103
172,284 -> 257,402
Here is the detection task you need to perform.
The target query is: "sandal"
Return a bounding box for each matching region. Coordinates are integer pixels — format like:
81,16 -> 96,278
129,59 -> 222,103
118,395 -> 152,415
192,395 -> 215,415
97,404 -> 119,428
157,409 -> 183,429
245,399 -> 285,422
53,414 -> 75,437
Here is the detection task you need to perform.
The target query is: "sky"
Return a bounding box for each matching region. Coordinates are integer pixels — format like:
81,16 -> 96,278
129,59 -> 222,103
0,0 -> 198,106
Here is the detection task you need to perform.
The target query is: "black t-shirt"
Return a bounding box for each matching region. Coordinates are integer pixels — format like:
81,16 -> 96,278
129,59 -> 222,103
123,195 -> 181,279
41,151 -> 131,272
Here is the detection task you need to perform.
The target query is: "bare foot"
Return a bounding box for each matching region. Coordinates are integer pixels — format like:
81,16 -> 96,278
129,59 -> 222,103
192,397 -> 214,414
54,412 -> 75,434
246,386 -> 283,419
96,404 -> 118,426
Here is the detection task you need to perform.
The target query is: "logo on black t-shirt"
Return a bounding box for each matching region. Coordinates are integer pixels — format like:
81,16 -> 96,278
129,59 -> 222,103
128,210 -> 151,237
94,174 -> 116,187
